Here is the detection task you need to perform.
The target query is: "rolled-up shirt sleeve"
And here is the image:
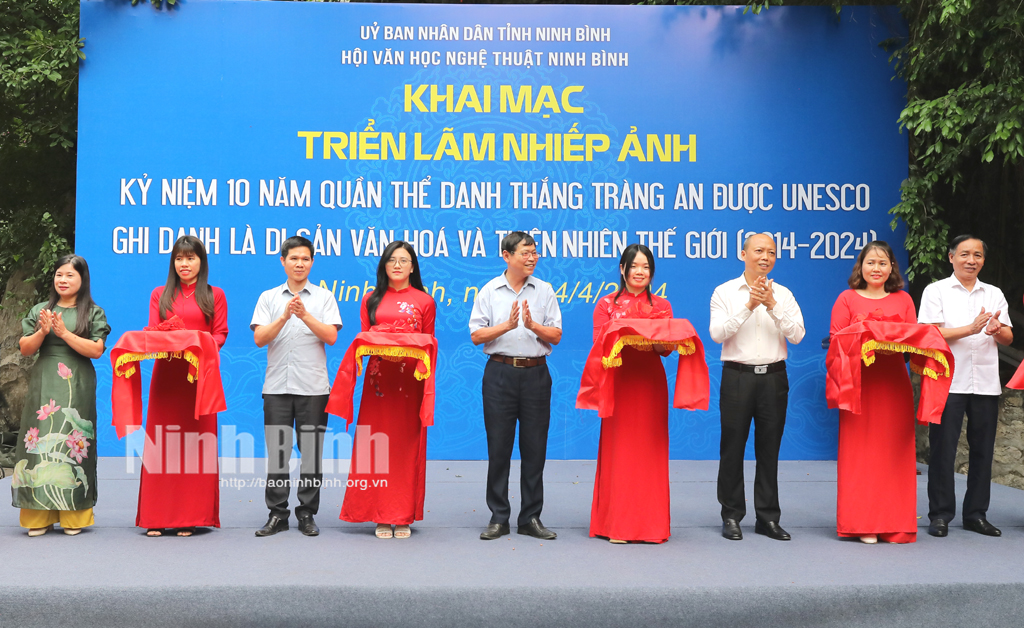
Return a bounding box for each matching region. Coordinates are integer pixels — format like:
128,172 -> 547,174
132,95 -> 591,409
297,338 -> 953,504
540,283 -> 562,329
709,285 -> 752,344
321,292 -> 343,328
468,285 -> 492,333
250,290 -> 273,331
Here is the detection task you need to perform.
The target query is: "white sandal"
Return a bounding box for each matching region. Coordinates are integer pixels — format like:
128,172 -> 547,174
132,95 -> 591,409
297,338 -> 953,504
28,524 -> 53,537
375,524 -> 393,539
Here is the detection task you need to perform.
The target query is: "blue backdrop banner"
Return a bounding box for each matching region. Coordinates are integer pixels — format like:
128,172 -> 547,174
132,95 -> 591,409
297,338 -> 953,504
76,0 -> 907,461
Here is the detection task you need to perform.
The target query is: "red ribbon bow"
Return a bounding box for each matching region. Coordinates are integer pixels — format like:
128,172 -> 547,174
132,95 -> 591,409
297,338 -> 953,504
144,315 -> 187,332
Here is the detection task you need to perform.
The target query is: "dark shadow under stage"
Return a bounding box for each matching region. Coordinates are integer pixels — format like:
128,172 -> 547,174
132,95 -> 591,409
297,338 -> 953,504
3,459 -> 1024,628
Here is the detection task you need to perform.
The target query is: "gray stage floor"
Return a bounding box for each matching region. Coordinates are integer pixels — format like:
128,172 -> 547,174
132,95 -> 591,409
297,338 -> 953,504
3,459 -> 1024,627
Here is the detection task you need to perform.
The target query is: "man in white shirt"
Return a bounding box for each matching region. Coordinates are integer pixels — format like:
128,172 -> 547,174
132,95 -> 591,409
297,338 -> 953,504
919,235 -> 1012,538
469,232 -> 563,541
250,236 -> 343,538
709,234 -> 805,541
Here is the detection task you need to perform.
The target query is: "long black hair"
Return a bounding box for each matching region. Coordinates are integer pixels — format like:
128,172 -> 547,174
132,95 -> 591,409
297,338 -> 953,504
159,235 -> 215,322
366,240 -> 425,326
614,243 -> 655,304
44,254 -> 98,338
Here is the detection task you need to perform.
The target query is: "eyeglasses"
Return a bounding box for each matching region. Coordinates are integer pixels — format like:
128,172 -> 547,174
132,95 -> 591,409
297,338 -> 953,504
516,251 -> 540,259
386,257 -> 413,268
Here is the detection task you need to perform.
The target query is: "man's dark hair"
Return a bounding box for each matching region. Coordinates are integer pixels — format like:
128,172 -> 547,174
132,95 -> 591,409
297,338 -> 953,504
500,231 -> 536,255
948,234 -> 987,257
281,235 -> 314,258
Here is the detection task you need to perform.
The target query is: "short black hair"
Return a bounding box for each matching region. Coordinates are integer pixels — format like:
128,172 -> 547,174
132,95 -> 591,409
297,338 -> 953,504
948,234 -> 987,257
501,231 -> 536,255
281,235 -> 314,258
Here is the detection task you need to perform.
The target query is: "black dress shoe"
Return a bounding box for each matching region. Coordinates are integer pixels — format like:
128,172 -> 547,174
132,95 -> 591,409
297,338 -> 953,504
517,517 -> 557,540
297,514 -> 320,537
255,515 -> 289,537
754,520 -> 791,541
480,522 -> 510,540
964,518 -> 1001,537
928,519 -> 948,537
722,519 -> 743,541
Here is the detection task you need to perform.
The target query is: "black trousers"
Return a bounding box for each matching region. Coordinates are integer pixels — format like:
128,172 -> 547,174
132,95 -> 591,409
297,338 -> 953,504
928,393 -> 999,523
482,360 -> 552,526
717,366 -> 789,523
263,393 -> 329,519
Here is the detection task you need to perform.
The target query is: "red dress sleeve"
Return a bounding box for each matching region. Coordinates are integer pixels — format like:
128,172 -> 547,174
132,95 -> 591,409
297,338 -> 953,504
593,295 -> 614,344
830,291 -> 853,336
360,293 -> 372,332
420,291 -> 436,336
149,287 -> 163,326
210,287 -> 229,348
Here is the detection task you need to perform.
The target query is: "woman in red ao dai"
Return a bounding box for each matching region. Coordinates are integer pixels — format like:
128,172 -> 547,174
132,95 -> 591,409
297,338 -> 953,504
589,244 -> 675,543
341,241 -> 436,539
138,235 -> 228,537
829,242 -> 918,544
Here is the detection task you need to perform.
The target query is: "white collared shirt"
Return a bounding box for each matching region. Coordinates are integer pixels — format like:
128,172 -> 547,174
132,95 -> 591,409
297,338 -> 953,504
709,275 -> 805,364
250,280 -> 343,395
468,273 -> 562,357
918,274 -> 1011,395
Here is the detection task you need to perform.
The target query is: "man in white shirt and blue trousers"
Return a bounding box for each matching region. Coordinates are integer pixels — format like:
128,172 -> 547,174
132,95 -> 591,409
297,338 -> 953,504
920,235 -> 1012,538
469,232 -> 563,541
710,233 -> 805,541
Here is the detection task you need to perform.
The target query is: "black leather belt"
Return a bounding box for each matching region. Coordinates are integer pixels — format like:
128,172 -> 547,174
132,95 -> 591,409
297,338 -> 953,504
490,355 -> 546,368
723,360 -> 786,375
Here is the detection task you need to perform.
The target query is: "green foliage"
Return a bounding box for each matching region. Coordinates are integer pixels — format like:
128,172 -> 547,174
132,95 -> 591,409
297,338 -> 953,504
0,0 -> 82,295
0,210 -> 72,284
0,0 -> 83,151
744,0 -> 783,15
889,0 -> 1024,281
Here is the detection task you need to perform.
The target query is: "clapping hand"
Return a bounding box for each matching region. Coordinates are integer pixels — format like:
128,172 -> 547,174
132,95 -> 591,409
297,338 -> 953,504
288,295 -> 308,321
506,300 -> 521,331
38,309 -> 54,335
522,301 -> 536,331
51,312 -> 69,339
970,307 -> 993,335
984,309 -> 1004,336
746,276 -> 776,310
278,295 -> 299,323
761,278 -> 777,310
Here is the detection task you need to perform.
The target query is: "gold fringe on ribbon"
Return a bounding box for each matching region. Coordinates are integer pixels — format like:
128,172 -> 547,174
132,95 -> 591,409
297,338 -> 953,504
860,340 -> 950,380
182,351 -> 200,383
602,336 -> 696,369
909,362 -> 942,381
113,350 -> 201,383
355,345 -> 432,381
